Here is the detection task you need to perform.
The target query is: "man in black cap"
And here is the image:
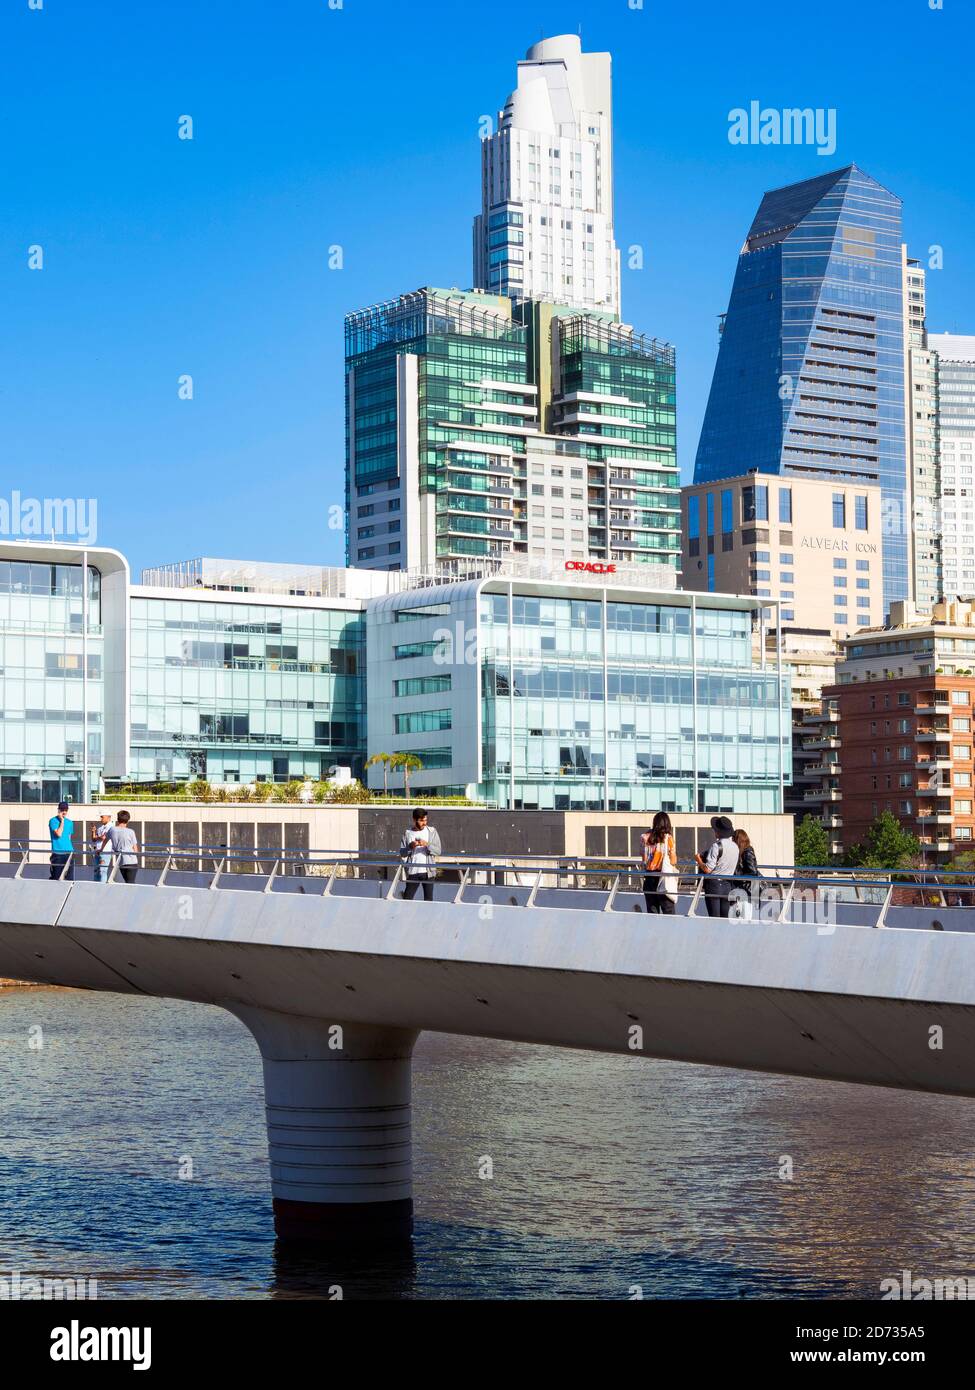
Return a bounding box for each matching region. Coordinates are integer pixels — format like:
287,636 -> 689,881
695,816 -> 739,918
48,800 -> 75,881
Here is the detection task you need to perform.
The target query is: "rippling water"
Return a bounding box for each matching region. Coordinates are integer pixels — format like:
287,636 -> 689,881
1,988 -> 974,1299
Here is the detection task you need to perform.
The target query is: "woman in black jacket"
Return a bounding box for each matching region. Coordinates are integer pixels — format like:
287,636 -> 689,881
730,828 -> 761,919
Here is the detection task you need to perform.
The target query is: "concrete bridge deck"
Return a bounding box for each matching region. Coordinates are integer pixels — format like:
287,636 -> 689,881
1,855 -> 974,1244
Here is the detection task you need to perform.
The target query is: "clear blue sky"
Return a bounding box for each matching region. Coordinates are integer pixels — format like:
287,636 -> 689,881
2,0 -> 972,577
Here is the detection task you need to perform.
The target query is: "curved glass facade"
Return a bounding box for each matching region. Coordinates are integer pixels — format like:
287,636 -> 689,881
0,561 -> 103,803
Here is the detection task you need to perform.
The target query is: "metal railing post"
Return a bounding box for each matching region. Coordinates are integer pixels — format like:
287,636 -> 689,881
686,876 -> 705,917
603,873 -> 621,913
157,853 -> 173,887
323,862 -> 339,897
776,877 -> 797,923
876,882 -> 895,929
385,864 -> 404,900
210,857 -> 226,891
526,868 -> 543,909
263,859 -> 280,894
453,866 -> 470,904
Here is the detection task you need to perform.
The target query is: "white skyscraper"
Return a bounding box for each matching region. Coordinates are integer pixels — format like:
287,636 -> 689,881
473,34 -> 621,315
929,334 -> 975,598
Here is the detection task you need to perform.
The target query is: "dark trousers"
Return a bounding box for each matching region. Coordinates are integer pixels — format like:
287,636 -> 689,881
50,852 -> 73,881
119,865 -> 139,884
643,875 -> 676,914
704,878 -> 731,918
403,878 -> 433,902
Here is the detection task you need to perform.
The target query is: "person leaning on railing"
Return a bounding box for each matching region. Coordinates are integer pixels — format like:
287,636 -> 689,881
694,816 -> 740,919
639,811 -> 679,915
107,810 -> 140,884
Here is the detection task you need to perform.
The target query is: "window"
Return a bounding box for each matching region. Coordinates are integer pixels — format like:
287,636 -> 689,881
952,690 -> 970,705
742,485 -> 769,523
779,488 -> 792,523
706,493 -> 715,536
957,827 -> 973,841
856,579 -> 870,590
780,571 -> 794,584
955,771 -> 972,787
835,612 -> 848,625
954,746 -> 972,760
956,800 -> 973,815
856,560 -> 870,572
857,596 -> 871,608
721,490 -> 733,532
394,708 -> 452,735
833,492 -> 846,528
834,576 -> 847,588
394,676 -> 451,697
855,495 -> 869,531
834,558 -> 847,569
394,640 -> 444,660
954,718 -> 971,732
900,801 -> 912,815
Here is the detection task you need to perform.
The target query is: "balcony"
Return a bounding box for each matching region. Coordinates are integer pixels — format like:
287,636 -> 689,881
918,812 -> 954,825
916,727 -> 950,741
806,787 -> 841,802
802,736 -> 841,751
806,761 -> 842,777
916,701 -> 950,716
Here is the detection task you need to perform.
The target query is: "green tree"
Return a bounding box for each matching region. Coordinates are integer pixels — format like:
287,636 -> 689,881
365,752 -> 392,795
391,753 -> 423,800
843,811 -> 920,870
794,814 -> 830,866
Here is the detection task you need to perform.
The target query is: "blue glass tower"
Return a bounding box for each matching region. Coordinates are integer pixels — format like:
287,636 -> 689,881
693,165 -> 906,608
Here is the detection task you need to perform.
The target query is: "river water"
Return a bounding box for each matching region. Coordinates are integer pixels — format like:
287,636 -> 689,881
1,988 -> 973,1300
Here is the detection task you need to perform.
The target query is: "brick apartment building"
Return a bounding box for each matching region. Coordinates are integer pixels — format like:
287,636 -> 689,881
814,599 -> 975,863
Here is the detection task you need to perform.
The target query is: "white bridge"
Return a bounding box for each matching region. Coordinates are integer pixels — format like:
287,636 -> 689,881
1,848 -> 974,1244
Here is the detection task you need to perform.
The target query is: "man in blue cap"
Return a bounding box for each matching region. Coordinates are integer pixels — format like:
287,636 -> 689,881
49,800 -> 75,881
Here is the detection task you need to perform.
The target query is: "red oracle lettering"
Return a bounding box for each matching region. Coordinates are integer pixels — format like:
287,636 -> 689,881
565,561 -> 616,575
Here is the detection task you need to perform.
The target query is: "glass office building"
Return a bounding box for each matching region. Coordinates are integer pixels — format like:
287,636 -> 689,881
345,288 -> 679,577
366,575 -> 790,813
129,592 -> 366,784
693,165 -> 907,609
0,545 -> 128,803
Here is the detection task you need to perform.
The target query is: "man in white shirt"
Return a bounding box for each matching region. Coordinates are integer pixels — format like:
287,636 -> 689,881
91,811 -> 114,883
399,809 -> 442,902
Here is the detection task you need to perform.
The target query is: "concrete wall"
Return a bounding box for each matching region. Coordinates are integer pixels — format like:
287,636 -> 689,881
0,804 -> 795,868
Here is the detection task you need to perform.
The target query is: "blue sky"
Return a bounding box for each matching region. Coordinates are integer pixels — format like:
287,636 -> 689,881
2,0 -> 972,577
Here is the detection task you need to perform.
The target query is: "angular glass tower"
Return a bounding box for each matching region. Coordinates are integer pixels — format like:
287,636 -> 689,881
693,165 -> 907,608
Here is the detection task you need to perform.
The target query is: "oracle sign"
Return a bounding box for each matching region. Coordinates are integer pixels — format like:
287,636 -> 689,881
565,561 -> 616,575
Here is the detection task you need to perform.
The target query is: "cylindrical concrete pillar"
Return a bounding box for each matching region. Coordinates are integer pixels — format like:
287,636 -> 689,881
229,1006 -> 419,1245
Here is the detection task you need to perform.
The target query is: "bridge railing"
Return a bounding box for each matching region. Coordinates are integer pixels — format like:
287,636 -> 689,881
2,840 -> 974,929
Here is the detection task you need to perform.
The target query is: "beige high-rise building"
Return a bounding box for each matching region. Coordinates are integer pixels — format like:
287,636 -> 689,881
681,472 -> 884,639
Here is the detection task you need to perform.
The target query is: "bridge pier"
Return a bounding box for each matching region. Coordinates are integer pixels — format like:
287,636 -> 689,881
229,1006 -> 418,1245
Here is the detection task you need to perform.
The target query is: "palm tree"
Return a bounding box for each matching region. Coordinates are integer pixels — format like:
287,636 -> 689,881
397,753 -> 423,800
365,752 -> 392,796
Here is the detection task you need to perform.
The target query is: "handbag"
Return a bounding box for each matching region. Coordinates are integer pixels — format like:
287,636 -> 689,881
649,835 -> 679,901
